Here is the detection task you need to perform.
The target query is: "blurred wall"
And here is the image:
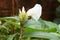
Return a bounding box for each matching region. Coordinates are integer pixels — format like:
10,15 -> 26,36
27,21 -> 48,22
0,0 -> 12,17
41,0 -> 59,21
0,0 -> 59,21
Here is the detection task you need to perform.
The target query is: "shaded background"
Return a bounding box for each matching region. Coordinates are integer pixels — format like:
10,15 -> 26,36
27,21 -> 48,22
0,0 -> 59,21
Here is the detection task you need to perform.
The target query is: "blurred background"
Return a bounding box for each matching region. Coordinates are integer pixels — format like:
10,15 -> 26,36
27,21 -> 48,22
0,0 -> 60,21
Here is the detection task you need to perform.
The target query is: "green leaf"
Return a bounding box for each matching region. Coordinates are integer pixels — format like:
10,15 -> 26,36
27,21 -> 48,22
43,21 -> 58,28
24,19 -> 47,32
57,0 -> 60,3
0,25 -> 8,30
0,34 -> 6,40
56,6 -> 60,18
39,19 -> 58,32
50,33 -> 60,37
57,24 -> 60,33
24,19 -> 42,29
24,19 -> 57,32
23,32 -> 60,40
7,33 -> 17,40
3,20 -> 20,29
0,16 -> 20,21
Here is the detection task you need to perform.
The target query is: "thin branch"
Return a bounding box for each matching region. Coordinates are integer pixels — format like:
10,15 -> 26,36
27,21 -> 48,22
12,0 -> 15,16
11,0 -> 15,34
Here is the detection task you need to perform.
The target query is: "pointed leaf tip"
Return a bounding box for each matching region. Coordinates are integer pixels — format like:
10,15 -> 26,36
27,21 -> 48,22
22,6 -> 26,13
19,9 -> 21,13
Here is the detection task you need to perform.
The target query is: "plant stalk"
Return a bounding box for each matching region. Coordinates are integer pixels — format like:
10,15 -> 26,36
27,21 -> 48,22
19,22 -> 24,40
11,25 -> 14,34
11,0 -> 15,34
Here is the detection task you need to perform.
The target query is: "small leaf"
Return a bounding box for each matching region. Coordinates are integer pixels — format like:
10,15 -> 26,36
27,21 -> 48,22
7,33 -> 17,40
0,25 -> 8,30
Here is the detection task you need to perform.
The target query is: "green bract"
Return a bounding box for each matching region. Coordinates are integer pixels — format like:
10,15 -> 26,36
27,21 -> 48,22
19,7 -> 28,24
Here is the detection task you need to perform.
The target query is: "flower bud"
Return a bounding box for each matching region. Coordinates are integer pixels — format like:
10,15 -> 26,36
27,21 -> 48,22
19,7 -> 28,24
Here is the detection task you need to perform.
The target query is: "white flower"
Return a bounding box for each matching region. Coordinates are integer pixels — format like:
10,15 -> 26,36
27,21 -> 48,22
19,4 -> 42,21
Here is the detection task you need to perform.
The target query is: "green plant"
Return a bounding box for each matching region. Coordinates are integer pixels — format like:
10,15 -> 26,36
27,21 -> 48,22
0,4 -> 60,40
57,0 -> 60,3
53,0 -> 60,24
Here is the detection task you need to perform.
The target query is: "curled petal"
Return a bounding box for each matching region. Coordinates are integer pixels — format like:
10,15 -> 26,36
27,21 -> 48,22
27,4 -> 42,21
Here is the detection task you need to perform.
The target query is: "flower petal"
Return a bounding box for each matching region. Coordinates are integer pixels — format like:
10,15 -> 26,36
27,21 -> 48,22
22,6 -> 26,13
19,9 -> 21,13
27,4 -> 42,21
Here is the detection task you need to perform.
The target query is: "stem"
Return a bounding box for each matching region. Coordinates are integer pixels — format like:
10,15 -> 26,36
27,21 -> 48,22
15,0 -> 19,15
11,25 -> 14,34
11,0 -> 15,34
12,0 -> 15,16
19,22 -> 24,40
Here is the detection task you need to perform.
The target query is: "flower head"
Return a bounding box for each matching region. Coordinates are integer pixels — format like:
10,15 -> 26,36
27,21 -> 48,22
27,4 -> 42,21
19,7 -> 28,24
19,4 -> 42,22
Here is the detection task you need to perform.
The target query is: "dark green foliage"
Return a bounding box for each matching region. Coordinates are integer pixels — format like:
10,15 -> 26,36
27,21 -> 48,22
0,17 -> 60,40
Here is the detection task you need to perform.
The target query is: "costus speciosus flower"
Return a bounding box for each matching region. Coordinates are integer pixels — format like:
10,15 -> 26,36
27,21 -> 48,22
19,4 -> 42,23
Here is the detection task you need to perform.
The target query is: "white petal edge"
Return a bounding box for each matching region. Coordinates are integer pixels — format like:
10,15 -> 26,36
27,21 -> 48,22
19,9 -> 21,13
22,6 -> 26,13
27,4 -> 42,21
